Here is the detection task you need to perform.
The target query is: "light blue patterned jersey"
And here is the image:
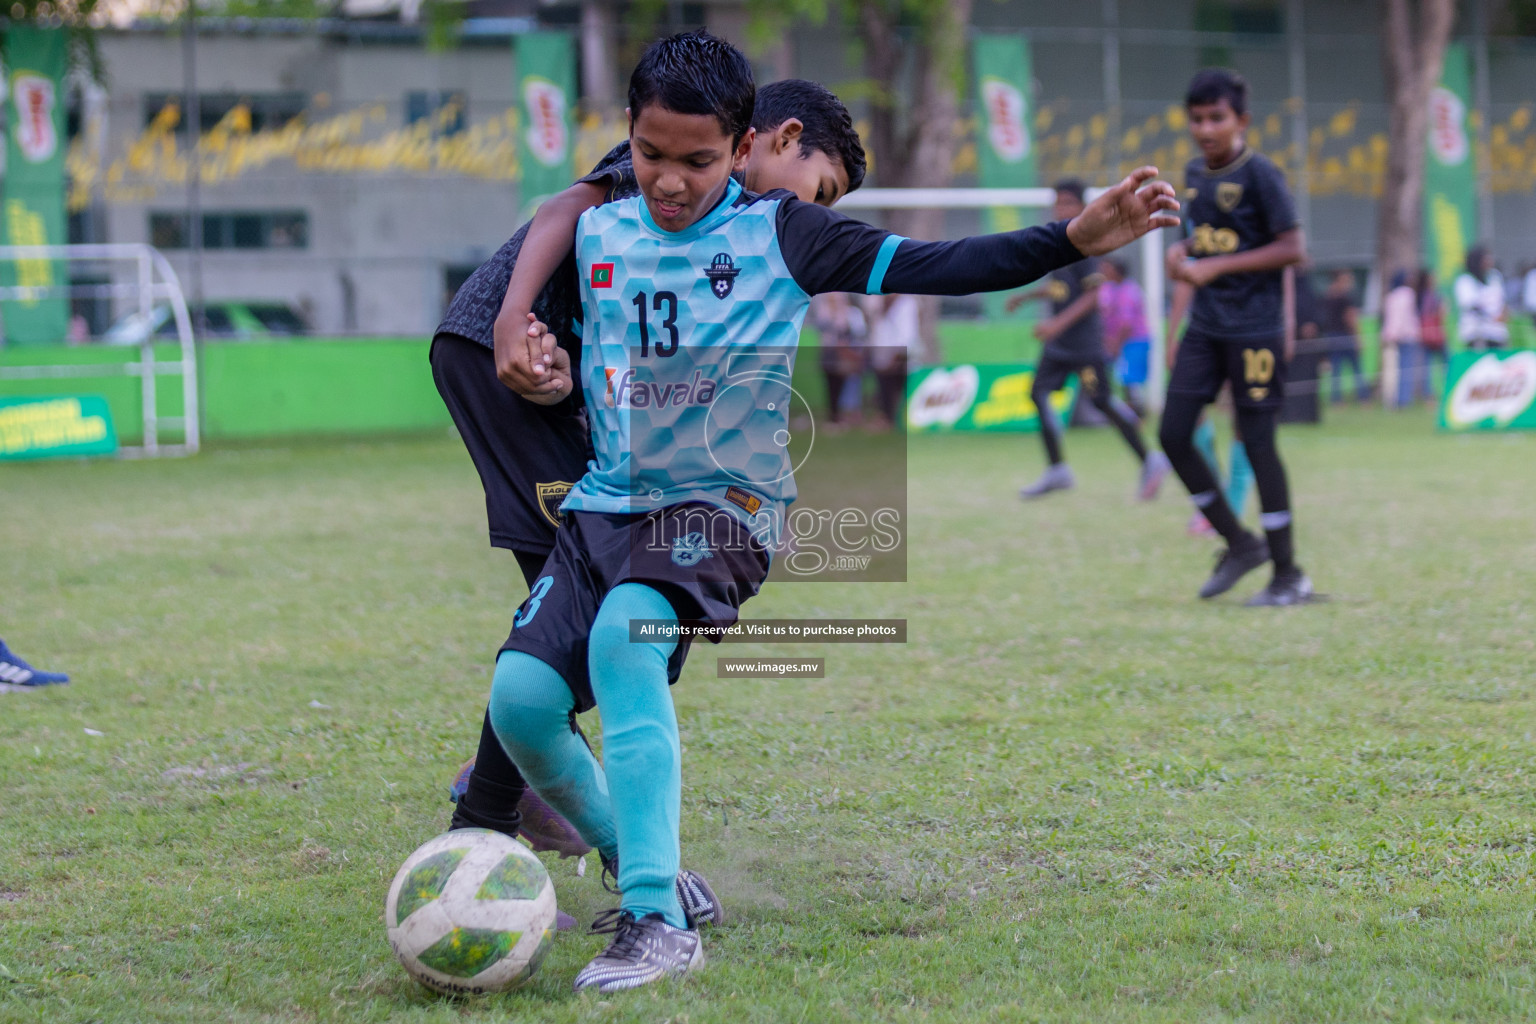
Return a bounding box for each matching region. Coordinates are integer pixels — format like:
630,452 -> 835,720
559,175 -> 1086,545
563,178 -> 807,544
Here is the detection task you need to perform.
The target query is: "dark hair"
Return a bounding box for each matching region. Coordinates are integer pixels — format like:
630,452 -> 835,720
628,30 -> 755,146
1465,244 -> 1489,280
1052,178 -> 1087,204
1390,269 -> 1410,291
1103,256 -> 1129,277
1186,68 -> 1249,117
753,79 -> 867,193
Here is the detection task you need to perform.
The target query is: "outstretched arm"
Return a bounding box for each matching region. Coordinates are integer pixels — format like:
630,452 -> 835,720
776,167 -> 1179,299
492,180 -> 607,395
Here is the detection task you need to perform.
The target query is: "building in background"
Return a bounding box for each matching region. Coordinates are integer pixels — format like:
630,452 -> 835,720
53,0 -> 1536,339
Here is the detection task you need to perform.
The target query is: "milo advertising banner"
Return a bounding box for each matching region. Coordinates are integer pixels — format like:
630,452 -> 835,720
906,364 -> 1076,433
1440,350 -> 1536,432
514,31 -> 575,207
0,395 -> 118,459
1424,43 -> 1477,298
972,36 -> 1037,321
1,25 -> 71,346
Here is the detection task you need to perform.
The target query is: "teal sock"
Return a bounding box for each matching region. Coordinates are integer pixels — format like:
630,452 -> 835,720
487,650 -> 617,861
1193,418 -> 1222,482
588,583 -> 686,929
1226,440 -> 1254,520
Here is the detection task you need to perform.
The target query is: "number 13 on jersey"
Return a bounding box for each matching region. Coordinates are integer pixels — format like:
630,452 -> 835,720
632,290 -> 679,357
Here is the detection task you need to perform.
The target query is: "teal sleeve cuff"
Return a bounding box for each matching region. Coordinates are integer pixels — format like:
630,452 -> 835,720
866,235 -> 907,295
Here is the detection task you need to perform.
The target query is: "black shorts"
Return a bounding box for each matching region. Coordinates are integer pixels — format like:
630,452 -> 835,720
1167,329 -> 1286,412
1035,351 -> 1115,402
430,333 -> 593,556
500,506 -> 771,713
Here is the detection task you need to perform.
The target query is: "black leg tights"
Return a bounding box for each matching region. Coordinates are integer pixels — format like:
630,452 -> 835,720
1032,374 -> 1064,465
1158,394 -> 1253,546
1233,408 -> 1295,569
450,547 -> 549,835
1086,384 -> 1148,461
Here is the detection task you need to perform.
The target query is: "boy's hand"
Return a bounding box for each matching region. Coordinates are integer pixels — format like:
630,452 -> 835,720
495,311 -> 551,393
512,318 -> 574,405
1164,240 -> 1189,279
497,312 -> 567,395
1172,258 -> 1219,289
1032,317 -> 1060,342
1066,167 -> 1180,256
1004,292 -> 1029,314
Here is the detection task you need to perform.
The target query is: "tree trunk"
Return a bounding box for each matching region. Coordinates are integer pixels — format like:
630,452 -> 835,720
1376,0 -> 1457,294
857,0 -> 972,363
579,0 -> 619,115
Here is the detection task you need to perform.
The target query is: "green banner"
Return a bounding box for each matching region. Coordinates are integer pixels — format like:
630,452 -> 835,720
906,364 -> 1076,432
973,35 -> 1037,321
0,395 -> 117,458
515,31 -> 575,207
1424,42 -> 1477,300
1,25 -> 70,347
1439,349 -> 1536,431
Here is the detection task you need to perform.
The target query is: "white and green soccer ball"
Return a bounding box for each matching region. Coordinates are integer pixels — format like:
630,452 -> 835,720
385,828 -> 557,994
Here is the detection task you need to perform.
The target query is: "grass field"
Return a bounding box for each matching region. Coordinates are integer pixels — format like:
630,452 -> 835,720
3,405 -> 1535,1023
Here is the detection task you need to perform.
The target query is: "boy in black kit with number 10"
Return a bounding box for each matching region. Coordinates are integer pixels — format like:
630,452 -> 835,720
1160,68 -> 1315,606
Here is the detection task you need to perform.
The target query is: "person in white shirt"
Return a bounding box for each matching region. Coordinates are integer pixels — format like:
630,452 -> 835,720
1454,246 -> 1508,351
1381,270 -> 1422,408
1520,262 -> 1536,317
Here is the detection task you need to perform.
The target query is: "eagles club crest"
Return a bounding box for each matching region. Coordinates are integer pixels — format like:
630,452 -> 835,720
705,253 -> 741,299
1216,181 -> 1244,213
536,481 -> 573,527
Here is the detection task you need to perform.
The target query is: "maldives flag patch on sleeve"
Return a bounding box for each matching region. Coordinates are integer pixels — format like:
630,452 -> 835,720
591,263 -> 615,288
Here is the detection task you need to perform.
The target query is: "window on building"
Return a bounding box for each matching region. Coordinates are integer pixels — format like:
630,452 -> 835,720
148,211 -> 309,250
142,92 -> 309,134
405,90 -> 467,137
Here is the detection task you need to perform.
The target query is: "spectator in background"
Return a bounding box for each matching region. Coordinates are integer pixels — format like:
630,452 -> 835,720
811,292 -> 866,430
1417,269 -> 1447,401
1322,268 -> 1369,403
1098,257 -> 1151,415
864,293 -> 917,430
0,637 -> 68,688
1381,270 -> 1422,409
1519,261 -> 1536,319
1455,245 -> 1508,351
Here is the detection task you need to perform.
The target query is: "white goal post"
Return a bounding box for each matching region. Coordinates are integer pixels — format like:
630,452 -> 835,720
835,187 -> 1166,411
0,243 -> 200,457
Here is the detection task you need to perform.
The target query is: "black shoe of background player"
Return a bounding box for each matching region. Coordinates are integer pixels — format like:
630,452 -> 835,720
1197,534 -> 1270,599
1245,566 -> 1315,607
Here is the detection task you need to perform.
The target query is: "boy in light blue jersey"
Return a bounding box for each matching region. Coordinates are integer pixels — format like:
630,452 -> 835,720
487,30 -> 1180,993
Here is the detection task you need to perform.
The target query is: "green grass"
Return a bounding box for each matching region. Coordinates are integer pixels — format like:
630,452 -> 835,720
3,407 -> 1536,1023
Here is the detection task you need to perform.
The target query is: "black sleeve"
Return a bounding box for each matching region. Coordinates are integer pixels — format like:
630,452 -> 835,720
774,196 -> 1085,297
576,143 -> 634,199
1255,158 -> 1300,238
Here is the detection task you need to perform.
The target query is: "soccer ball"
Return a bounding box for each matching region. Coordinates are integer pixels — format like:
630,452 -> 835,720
385,828 -> 557,994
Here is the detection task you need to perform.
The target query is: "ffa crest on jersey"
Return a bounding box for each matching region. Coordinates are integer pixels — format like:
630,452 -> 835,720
1216,182 -> 1244,212
536,481 -> 573,527
671,531 -> 714,566
704,252 -> 741,299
